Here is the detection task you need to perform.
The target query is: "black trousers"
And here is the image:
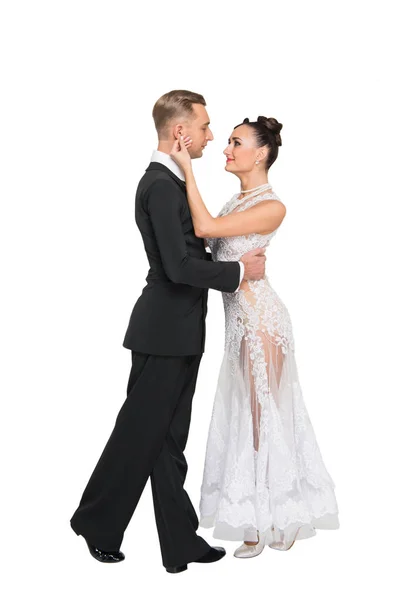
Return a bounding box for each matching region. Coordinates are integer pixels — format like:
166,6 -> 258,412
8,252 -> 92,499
70,352 -> 210,568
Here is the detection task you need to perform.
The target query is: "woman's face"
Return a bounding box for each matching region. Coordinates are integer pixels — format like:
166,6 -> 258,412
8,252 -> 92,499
223,125 -> 267,174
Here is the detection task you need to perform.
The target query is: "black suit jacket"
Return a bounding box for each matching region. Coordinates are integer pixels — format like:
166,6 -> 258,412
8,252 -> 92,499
122,162 -> 240,356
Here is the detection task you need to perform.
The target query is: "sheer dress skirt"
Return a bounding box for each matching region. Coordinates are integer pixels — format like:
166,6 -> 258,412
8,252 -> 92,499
199,278 -> 339,544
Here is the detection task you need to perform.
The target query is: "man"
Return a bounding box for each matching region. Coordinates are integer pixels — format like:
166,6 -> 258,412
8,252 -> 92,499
70,90 -> 266,574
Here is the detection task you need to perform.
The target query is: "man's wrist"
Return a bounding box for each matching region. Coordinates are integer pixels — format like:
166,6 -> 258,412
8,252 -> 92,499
234,261 -> 245,292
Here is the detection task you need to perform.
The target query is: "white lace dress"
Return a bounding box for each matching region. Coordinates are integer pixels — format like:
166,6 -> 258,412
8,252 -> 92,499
199,186 -> 339,546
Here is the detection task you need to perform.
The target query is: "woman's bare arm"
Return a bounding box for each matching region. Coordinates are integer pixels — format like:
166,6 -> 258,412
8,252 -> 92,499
184,168 -> 286,239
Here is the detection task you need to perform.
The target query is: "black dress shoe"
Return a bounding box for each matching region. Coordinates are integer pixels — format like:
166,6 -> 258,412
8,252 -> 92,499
165,546 -> 226,574
86,540 -> 125,563
194,546 -> 226,563
165,564 -> 188,574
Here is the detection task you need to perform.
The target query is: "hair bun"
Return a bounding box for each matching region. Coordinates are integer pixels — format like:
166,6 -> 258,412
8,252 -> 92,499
257,116 -> 283,146
242,117 -> 250,124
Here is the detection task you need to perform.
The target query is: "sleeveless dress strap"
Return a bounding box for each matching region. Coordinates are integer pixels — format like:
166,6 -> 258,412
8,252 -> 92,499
236,191 -> 280,213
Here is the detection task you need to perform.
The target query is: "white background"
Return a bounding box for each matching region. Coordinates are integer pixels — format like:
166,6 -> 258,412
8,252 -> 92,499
1,1 -> 399,598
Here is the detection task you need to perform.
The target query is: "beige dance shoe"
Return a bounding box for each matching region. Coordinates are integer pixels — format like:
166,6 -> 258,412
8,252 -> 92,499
234,534 -> 265,559
268,526 -> 300,551
268,540 -> 296,551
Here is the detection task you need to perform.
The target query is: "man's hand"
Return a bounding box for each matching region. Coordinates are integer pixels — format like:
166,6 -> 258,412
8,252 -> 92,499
241,248 -> 266,281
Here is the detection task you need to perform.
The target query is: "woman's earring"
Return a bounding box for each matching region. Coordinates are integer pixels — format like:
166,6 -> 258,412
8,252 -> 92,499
255,160 -> 260,165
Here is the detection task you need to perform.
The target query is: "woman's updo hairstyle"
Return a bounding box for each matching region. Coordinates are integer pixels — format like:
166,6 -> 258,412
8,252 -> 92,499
235,116 -> 283,169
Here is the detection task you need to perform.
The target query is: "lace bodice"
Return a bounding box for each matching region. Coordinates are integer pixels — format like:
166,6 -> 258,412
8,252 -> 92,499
206,186 -> 294,365
206,189 -> 281,261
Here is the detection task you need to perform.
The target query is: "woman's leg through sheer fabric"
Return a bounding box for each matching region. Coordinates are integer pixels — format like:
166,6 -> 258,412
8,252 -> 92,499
240,328 -> 285,452
240,304 -> 286,545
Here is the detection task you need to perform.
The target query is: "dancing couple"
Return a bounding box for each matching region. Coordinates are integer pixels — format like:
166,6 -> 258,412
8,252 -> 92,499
70,89 -> 339,574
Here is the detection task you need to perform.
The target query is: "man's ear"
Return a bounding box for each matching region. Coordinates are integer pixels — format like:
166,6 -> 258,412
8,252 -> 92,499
172,124 -> 184,140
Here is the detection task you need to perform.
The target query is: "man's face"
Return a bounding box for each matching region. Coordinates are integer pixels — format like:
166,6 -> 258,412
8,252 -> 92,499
180,104 -> 214,158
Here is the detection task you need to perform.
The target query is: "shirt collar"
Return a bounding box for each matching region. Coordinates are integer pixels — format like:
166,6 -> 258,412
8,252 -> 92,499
150,150 -> 186,182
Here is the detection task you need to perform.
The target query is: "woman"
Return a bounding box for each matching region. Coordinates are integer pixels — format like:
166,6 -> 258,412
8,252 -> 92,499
170,116 -> 339,558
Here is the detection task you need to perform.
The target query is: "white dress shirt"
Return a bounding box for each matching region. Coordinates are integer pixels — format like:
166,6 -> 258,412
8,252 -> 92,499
150,150 -> 244,292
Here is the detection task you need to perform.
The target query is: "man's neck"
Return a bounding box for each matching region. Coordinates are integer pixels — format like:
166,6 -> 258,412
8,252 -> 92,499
157,141 -> 174,154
